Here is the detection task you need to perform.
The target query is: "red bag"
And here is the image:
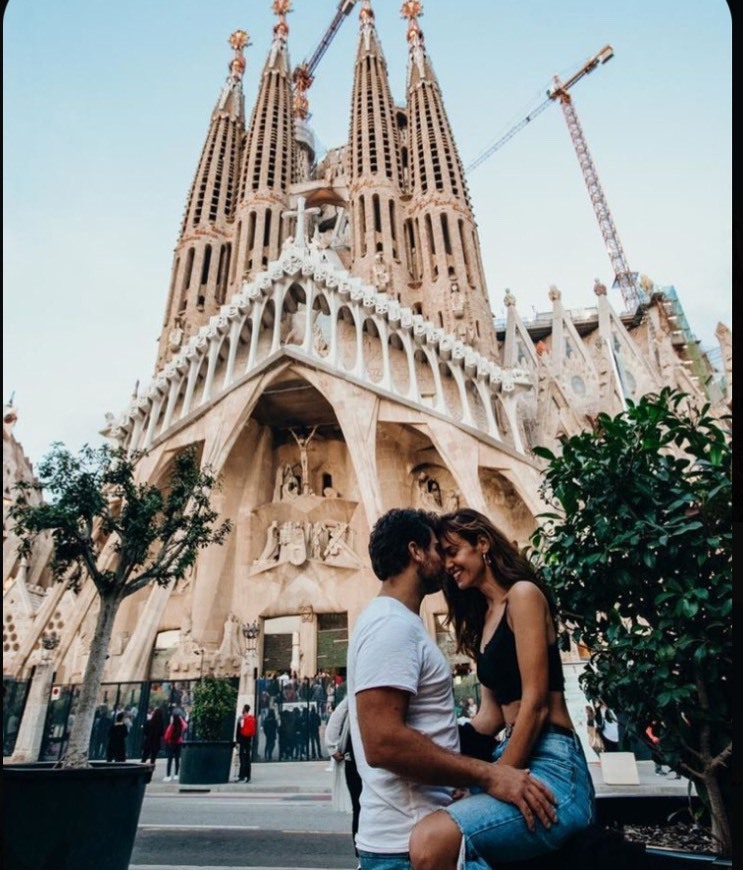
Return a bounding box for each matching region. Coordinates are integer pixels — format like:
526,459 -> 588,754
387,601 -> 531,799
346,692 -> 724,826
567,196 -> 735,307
164,722 -> 174,744
239,715 -> 256,738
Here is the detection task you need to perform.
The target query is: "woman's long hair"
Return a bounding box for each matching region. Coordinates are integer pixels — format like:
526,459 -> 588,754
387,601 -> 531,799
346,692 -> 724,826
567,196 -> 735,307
439,508 -> 557,660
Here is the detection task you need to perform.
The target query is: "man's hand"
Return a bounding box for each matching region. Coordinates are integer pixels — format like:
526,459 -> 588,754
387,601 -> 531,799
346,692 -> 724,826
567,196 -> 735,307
481,764 -> 558,832
332,750 -> 344,761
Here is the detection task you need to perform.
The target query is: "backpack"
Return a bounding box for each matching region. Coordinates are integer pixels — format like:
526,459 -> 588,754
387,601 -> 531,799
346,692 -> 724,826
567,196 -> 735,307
239,714 -> 256,738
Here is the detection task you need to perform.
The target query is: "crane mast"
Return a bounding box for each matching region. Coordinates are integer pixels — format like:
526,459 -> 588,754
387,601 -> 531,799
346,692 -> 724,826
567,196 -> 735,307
467,44 -> 645,311
292,0 -> 359,119
548,48 -> 643,310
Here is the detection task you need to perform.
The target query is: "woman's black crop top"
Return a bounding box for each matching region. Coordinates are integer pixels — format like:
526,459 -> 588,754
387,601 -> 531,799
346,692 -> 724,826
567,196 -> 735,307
476,602 -> 565,705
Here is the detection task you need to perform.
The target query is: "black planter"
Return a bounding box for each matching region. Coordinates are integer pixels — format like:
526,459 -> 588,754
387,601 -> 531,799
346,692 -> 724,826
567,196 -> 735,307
644,848 -> 732,869
178,740 -> 234,784
595,794 -> 700,827
596,794 -> 731,869
2,761 -> 153,870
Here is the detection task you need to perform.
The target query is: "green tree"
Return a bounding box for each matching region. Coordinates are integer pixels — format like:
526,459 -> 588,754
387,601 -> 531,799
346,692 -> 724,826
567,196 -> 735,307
10,443 -> 232,768
190,676 -> 238,741
530,388 -> 732,856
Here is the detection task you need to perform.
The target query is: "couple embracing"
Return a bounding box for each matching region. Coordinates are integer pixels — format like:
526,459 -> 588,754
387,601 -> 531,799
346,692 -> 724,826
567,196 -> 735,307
347,508 -> 595,870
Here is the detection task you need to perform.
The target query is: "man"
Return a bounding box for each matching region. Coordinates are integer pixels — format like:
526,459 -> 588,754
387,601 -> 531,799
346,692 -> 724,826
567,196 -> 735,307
235,703 -> 256,782
347,509 -> 557,869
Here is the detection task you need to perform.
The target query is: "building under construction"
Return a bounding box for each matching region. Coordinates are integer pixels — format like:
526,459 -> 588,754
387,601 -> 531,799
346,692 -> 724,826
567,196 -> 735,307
2,0 -> 731,762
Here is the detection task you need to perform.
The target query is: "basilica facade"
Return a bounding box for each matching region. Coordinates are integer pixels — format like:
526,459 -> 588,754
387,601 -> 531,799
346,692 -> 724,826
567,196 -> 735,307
3,2 -> 731,707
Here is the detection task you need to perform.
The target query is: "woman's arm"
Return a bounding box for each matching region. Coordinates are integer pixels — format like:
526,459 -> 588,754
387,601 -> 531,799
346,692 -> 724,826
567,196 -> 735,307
496,582 -> 551,769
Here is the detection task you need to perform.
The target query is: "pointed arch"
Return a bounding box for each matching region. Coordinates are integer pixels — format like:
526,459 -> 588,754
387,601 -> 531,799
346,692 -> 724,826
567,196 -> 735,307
388,332 -> 409,396
336,305 -> 357,372
414,349 -> 436,407
438,362 -> 461,420
362,317 -> 384,385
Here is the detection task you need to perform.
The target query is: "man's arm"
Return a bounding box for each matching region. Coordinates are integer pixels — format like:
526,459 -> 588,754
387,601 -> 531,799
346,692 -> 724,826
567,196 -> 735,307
356,686 -> 557,832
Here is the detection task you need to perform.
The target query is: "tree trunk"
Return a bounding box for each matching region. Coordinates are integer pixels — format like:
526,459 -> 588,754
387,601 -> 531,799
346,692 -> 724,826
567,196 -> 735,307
62,592 -> 123,767
702,768 -> 731,857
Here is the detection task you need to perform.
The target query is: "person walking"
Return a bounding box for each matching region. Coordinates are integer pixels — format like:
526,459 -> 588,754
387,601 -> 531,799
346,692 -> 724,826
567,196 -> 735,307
585,705 -> 604,756
140,706 -> 165,764
325,695 -> 363,861
163,710 -> 187,781
645,719 -> 668,775
106,711 -> 128,762
597,704 -> 620,752
262,708 -> 278,760
408,508 -> 595,869
235,704 -> 256,782
347,508 -> 557,870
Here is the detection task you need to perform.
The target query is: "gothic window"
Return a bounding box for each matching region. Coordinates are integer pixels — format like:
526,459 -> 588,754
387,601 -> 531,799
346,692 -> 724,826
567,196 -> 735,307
200,245 -> 212,286
389,200 -> 398,261
359,197 -> 367,257
372,194 -> 382,234
181,247 -> 195,309
425,214 -> 437,279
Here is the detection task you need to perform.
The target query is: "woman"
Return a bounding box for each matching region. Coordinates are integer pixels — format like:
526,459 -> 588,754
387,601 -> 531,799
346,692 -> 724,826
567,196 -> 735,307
262,708 -> 278,761
409,509 -> 594,870
324,695 -> 362,858
585,704 -> 603,757
106,711 -> 128,762
163,710 -> 187,782
141,706 -> 166,764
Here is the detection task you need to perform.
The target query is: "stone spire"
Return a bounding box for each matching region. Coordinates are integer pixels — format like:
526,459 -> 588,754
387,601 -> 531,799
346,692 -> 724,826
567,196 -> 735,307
347,0 -> 408,294
231,1 -> 296,292
156,31 -> 249,369
401,1 -> 497,355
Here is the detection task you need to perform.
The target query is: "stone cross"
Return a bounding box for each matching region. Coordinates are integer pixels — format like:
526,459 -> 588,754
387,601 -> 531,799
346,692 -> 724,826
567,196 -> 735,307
282,195 -> 320,249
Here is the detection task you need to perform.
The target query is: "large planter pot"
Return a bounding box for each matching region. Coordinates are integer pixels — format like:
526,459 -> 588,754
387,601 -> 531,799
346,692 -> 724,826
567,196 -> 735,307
178,740 -> 233,784
596,794 -> 731,870
2,761 -> 153,870
595,794 -> 699,827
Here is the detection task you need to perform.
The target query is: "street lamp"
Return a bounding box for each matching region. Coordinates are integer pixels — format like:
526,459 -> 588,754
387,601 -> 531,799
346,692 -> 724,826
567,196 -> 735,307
193,648 -> 205,681
242,621 -> 260,655
241,621 -> 261,759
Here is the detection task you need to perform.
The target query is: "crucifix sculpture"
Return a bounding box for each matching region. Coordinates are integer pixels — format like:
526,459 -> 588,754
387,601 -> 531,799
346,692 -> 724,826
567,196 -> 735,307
289,425 -> 318,495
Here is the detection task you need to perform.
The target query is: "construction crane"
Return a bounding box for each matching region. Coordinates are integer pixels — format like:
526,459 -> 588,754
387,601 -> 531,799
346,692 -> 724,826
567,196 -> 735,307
467,45 -> 645,311
292,0 -> 359,119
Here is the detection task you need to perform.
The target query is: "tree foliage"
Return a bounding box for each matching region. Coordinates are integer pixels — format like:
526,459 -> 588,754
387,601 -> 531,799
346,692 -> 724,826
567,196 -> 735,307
530,388 -> 732,855
190,676 -> 238,742
10,443 -> 232,766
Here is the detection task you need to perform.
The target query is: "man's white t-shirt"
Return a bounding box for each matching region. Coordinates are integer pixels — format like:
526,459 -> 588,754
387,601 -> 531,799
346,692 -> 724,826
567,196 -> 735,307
347,596 -> 460,854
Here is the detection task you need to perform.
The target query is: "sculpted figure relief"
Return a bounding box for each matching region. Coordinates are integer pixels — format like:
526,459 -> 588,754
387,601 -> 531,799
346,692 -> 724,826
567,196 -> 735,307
416,471 -> 443,512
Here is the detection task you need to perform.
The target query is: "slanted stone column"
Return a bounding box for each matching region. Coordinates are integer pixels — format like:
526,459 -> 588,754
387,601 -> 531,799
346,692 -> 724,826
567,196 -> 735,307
10,633 -> 60,763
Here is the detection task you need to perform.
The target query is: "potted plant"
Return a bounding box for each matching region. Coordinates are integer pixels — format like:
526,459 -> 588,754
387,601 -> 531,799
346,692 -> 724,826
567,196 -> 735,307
3,443 -> 232,870
178,675 -> 238,785
530,389 -> 732,864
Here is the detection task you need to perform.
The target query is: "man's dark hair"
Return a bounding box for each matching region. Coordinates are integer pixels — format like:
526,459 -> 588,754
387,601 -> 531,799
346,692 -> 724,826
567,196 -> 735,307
368,508 -> 440,580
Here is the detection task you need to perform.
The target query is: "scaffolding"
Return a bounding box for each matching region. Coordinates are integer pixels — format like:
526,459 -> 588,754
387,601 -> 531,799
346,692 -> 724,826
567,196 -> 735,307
658,286 -> 726,401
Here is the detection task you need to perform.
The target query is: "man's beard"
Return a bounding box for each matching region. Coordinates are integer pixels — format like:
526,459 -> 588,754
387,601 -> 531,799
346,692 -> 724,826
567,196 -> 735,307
417,561 -> 447,595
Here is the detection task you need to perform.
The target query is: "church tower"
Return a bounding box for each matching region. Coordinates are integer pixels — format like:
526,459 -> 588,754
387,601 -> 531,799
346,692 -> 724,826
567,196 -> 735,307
347,2 -> 409,296
156,31 -> 248,369
401,1 -> 498,355
231,1 -> 296,293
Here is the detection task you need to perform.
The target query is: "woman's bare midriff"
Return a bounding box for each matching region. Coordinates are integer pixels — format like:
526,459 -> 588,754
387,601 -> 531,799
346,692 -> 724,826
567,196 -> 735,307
502,690 -> 575,735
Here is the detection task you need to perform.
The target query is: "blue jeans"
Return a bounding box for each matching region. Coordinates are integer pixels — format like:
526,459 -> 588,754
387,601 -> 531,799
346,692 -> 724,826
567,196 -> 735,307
358,851 -> 411,870
445,725 -> 595,869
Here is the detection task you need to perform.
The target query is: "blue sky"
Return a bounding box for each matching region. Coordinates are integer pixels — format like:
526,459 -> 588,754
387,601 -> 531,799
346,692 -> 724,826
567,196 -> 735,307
3,0 -> 731,468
